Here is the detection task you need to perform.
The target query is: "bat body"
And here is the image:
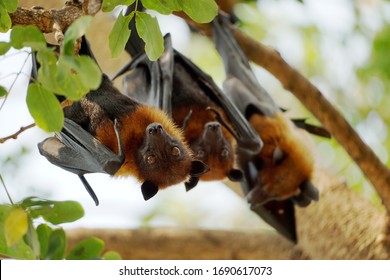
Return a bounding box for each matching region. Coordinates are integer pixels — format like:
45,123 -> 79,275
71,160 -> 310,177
213,14 -> 325,242
114,34 -> 262,189
37,37 -> 208,205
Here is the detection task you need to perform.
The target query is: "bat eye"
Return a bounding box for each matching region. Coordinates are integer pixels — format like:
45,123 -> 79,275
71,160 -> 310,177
147,155 -> 157,165
221,148 -> 229,158
171,146 -> 181,157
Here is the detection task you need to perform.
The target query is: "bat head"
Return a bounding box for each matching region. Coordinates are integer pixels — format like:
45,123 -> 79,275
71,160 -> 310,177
190,121 -> 243,182
137,122 -> 209,200
246,112 -> 319,206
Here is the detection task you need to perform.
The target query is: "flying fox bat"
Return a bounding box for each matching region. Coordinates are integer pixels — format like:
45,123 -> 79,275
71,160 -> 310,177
36,37 -> 209,205
213,14 -> 330,242
113,33 -> 263,189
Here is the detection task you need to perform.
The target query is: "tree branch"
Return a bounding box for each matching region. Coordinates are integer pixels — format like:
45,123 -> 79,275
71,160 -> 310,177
67,227 -> 307,260
10,0 -> 102,34
0,123 -> 36,144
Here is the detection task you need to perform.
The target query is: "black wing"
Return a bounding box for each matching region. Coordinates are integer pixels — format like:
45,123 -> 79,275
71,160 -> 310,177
213,14 -> 298,242
38,118 -> 124,206
35,37 -> 125,205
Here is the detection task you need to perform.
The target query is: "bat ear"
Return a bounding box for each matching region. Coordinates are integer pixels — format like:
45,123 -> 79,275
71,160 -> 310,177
247,185 -> 275,205
141,181 -> 159,201
185,176 -> 200,192
227,169 -> 243,182
189,160 -> 210,177
299,180 -> 319,201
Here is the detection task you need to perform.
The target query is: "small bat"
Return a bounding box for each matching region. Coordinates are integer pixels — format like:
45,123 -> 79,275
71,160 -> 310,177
36,37 -> 209,205
213,14 -> 329,242
113,33 -> 263,190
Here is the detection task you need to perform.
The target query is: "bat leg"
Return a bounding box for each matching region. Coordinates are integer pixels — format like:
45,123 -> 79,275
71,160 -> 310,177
78,174 -> 99,206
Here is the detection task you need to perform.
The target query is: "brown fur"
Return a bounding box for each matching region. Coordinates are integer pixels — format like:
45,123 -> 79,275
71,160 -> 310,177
173,104 -> 236,181
95,105 -> 193,187
249,112 -> 314,199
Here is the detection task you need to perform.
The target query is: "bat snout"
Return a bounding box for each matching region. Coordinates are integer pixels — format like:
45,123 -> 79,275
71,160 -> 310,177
147,122 -> 164,135
206,121 -> 221,131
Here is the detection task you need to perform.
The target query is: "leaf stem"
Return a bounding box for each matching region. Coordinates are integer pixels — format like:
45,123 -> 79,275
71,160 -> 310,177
0,175 -> 14,205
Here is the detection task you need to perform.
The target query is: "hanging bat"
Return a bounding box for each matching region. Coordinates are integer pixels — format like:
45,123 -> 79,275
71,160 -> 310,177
113,33 -> 263,190
213,14 -> 329,242
36,36 -> 209,205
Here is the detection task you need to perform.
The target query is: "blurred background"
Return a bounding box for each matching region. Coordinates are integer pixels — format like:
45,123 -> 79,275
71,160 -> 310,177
0,0 -> 389,233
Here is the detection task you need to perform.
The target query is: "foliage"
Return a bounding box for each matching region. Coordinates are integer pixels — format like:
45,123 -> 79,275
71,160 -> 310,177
0,194 -> 121,260
105,0 -> 218,60
0,0 -> 18,33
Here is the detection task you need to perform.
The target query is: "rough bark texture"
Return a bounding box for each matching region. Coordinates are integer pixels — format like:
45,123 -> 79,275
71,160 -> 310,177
67,228 -> 308,260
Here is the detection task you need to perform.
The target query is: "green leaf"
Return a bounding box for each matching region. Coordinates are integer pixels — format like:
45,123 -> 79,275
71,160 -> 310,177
0,5 -> 11,33
181,0 -> 217,23
109,12 -> 133,58
0,85 -> 7,97
103,251 -> 122,260
36,49 -> 59,92
142,0 -> 173,15
45,229 -> 66,260
10,25 -> 46,50
22,197 -> 84,225
0,41 -> 10,55
135,11 -> 164,61
36,223 -> 53,259
63,15 -> 93,56
26,83 -> 64,132
36,201 -> 85,225
67,55 -> 102,90
4,207 -> 28,247
24,217 -> 40,258
0,204 -> 35,260
66,237 -> 105,260
56,56 -> 91,100
2,0 -> 18,13
102,0 -> 135,12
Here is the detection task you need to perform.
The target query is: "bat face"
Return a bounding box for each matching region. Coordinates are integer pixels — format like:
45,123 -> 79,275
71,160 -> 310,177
136,122 -> 194,187
247,112 -> 315,204
190,121 -> 239,181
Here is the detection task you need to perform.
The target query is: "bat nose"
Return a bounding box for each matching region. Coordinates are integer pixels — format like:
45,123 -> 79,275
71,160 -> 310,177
206,121 -> 221,131
147,123 -> 164,135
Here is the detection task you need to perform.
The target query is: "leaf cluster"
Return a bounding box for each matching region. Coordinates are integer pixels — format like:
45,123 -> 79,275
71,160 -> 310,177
1,16 -> 102,132
0,196 -> 120,260
105,0 -> 218,60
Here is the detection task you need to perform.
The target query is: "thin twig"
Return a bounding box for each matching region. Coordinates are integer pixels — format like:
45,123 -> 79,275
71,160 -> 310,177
0,175 -> 14,205
0,123 -> 36,144
0,52 -> 31,112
